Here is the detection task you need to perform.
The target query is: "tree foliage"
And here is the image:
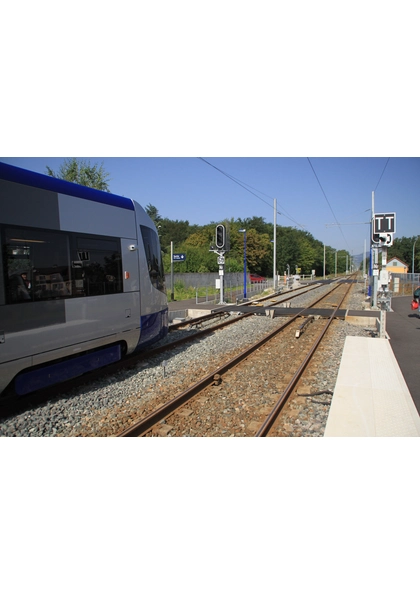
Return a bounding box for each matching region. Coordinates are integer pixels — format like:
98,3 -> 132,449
388,235 -> 419,272
46,158 -> 111,192
145,201 -> 357,277
145,204 -> 162,224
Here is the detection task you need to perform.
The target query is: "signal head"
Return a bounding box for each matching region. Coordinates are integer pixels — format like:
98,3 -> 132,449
215,224 -> 226,249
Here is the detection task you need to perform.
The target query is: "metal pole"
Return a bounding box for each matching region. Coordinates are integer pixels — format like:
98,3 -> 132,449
323,244 -> 325,279
170,241 -> 174,301
273,198 -> 277,291
368,191 -> 374,297
243,231 -> 247,299
239,229 -> 247,299
372,191 -> 379,305
373,246 -> 378,307
363,239 -> 366,278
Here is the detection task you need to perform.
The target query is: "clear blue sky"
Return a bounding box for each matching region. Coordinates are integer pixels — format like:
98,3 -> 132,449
1,157 -> 418,256
1,3 -> 419,258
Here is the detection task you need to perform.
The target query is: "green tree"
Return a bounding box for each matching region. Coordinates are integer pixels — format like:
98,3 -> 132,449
277,227 -> 302,274
153,209 -> 354,277
388,236 -> 418,272
46,158 -> 110,191
184,226 -> 214,248
159,218 -> 198,254
145,204 -> 162,225
296,235 -> 317,274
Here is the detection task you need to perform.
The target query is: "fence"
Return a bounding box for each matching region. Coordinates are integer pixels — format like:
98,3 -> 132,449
390,273 -> 420,296
195,279 -> 273,304
165,272 -> 274,304
165,272 -> 244,289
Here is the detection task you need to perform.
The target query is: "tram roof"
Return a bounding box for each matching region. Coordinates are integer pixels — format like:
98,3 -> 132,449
0,161 -> 134,211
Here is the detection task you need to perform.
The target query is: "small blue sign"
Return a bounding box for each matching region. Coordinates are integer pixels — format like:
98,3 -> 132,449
173,253 -> 186,262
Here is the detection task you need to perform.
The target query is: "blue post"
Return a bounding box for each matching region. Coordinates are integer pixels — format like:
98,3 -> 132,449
239,229 -> 247,299
243,231 -> 247,299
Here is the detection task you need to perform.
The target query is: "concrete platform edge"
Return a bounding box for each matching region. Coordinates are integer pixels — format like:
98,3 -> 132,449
324,336 -> 420,437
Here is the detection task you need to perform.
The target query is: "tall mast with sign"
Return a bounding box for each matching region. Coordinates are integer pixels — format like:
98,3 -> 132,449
371,207 -> 396,310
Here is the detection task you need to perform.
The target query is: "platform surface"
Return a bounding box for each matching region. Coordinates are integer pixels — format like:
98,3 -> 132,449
324,336 -> 420,437
384,296 -> 420,413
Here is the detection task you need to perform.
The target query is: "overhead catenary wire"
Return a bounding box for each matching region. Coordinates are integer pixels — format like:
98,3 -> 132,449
374,158 -> 390,192
198,157 -> 306,229
204,163 -> 302,227
307,158 -> 352,253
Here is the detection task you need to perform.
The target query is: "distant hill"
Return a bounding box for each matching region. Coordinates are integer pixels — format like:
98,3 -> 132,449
352,253 -> 365,267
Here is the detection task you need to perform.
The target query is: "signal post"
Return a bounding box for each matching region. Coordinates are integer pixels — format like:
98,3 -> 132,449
371,212 -> 395,324
210,224 -> 227,304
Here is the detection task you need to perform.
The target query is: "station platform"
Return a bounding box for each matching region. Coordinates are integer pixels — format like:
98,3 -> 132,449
324,336 -> 420,436
325,296 -> 420,437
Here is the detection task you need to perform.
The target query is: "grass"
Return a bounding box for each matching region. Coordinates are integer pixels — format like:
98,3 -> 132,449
167,283 -> 212,301
166,281 -> 269,302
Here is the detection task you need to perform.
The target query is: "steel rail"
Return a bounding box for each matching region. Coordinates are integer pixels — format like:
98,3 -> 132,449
117,283 -> 349,437
170,311 -> 231,330
169,281 -> 326,330
254,282 -> 353,437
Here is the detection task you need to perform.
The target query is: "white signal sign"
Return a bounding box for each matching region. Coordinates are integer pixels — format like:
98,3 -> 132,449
372,212 -> 396,245
373,213 -> 396,234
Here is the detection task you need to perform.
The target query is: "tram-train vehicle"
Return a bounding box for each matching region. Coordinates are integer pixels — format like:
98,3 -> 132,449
0,161 -> 168,398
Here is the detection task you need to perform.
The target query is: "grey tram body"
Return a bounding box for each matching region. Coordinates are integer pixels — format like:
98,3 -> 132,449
0,162 -> 168,396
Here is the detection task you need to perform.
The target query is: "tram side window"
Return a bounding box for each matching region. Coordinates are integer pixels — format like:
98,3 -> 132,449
2,227 -> 123,302
3,227 -> 70,303
69,235 -> 123,297
140,225 -> 166,293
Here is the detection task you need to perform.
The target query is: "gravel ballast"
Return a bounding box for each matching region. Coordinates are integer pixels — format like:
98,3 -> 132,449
0,281 -> 375,437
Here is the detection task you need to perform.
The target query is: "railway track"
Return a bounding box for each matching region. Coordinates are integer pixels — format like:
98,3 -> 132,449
1,277 -> 365,436
168,281 -> 324,330
117,280 -> 353,437
0,278 -> 346,416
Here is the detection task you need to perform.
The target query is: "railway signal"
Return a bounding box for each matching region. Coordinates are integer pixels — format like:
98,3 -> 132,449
215,224 -> 226,250
210,224 -> 228,304
372,232 -> 393,246
370,211 -> 396,309
372,213 -> 395,246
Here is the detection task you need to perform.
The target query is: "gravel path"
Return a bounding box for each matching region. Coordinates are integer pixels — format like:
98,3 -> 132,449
0,280 -> 373,437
